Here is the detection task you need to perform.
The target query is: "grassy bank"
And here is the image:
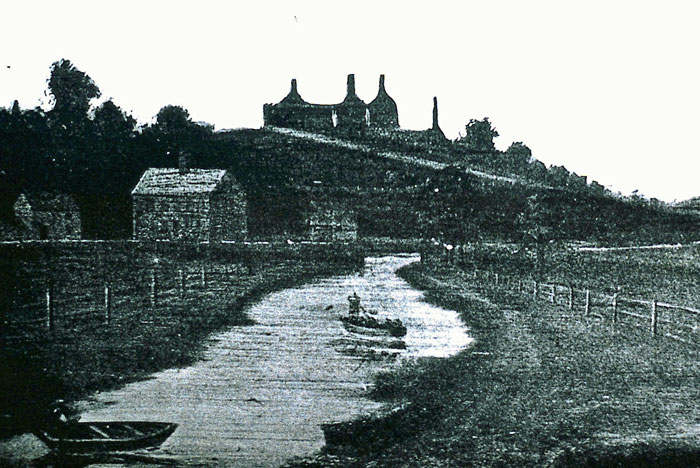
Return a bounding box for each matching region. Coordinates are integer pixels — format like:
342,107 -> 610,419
428,242 -> 700,306
0,241 -> 362,435
287,261 -> 700,467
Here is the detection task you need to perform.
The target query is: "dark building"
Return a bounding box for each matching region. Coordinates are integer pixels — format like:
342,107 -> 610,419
368,75 -> 399,128
13,192 -> 82,240
263,74 -> 446,145
131,157 -> 247,242
263,74 -> 400,132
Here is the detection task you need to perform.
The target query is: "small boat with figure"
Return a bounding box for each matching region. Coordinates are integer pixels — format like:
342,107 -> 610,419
341,292 -> 407,337
340,314 -> 407,337
33,400 -> 177,454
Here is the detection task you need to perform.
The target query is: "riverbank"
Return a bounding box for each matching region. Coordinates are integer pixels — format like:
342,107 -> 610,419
287,262 -> 700,467
0,241 -> 362,438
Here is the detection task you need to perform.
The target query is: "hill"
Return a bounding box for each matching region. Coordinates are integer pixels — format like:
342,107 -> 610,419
2,59 -> 698,244
203,126 -> 700,245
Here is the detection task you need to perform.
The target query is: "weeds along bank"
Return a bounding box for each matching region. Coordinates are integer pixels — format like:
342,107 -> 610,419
290,261 -> 700,468
0,240 -> 363,435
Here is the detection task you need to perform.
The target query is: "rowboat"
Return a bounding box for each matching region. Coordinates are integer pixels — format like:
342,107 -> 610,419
340,315 -> 407,337
34,421 -> 177,454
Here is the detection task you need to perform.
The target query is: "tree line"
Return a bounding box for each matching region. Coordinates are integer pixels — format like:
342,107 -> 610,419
0,59 -> 213,238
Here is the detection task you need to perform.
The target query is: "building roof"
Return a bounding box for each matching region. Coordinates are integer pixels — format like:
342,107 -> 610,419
15,192 -> 79,213
131,168 -> 228,196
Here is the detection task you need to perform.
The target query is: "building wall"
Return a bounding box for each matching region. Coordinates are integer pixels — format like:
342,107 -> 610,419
210,191 -> 247,242
368,98 -> 399,128
264,103 -> 373,132
263,104 -> 335,131
308,201 -> 357,242
33,210 -> 82,240
13,194 -> 81,240
133,194 -> 212,241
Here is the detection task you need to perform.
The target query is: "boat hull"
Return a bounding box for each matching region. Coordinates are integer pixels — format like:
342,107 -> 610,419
34,421 -> 177,454
340,316 -> 407,337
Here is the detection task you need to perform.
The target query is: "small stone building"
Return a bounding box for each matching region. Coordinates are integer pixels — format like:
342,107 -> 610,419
131,164 -> 247,242
13,192 -> 81,240
307,199 -> 357,242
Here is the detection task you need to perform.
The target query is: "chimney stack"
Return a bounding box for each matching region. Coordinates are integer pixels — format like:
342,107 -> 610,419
378,74 -> 386,92
178,152 -> 189,175
290,78 -> 298,93
346,74 -> 356,96
432,97 -> 439,130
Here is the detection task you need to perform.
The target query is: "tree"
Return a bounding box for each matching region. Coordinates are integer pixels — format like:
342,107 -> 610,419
502,142 -> 532,174
144,105 -> 212,169
47,59 -> 101,119
457,117 -> 499,152
154,105 -> 192,133
517,193 -> 554,280
94,100 -> 136,140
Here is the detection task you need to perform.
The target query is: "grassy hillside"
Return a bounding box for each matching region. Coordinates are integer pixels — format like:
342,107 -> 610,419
201,128 -> 700,244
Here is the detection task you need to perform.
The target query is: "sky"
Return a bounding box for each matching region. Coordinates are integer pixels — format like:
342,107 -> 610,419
2,0 -> 699,202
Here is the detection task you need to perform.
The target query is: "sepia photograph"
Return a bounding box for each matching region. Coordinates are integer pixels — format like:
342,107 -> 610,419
2,1 -> 700,466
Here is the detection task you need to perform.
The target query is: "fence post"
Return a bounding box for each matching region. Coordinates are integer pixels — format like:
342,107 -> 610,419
179,269 -> 185,298
104,283 -> 111,326
534,281 -> 539,298
150,271 -> 157,306
612,288 -> 618,324
495,273 -> 499,286
517,279 -> 522,293
201,265 -> 207,289
651,299 -> 658,336
46,286 -> 54,331
550,284 -> 555,303
568,285 -> 574,309
585,289 -> 591,316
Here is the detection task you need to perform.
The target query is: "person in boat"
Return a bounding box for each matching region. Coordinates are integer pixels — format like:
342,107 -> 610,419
348,292 -> 363,315
46,400 -> 79,432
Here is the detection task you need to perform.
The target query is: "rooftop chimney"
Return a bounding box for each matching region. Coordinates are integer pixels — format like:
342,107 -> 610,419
290,78 -> 298,93
378,74 -> 386,92
347,74 -> 356,96
178,152 -> 189,175
432,97 -> 439,130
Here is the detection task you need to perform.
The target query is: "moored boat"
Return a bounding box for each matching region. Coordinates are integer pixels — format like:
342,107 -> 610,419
34,421 -> 177,454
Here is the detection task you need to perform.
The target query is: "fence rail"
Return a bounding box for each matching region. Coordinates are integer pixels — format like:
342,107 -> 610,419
1,265 -> 250,342
465,268 -> 700,346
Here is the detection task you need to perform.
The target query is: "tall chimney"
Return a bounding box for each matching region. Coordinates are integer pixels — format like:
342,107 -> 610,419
432,97 -> 439,130
346,74 -> 356,96
378,74 -> 386,92
178,152 -> 189,175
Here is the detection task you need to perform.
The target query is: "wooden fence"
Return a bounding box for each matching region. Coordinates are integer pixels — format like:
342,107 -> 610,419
467,269 -> 700,346
1,263 -> 254,344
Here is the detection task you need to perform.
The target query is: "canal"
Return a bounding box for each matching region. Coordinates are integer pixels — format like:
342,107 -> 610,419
28,255 -> 471,466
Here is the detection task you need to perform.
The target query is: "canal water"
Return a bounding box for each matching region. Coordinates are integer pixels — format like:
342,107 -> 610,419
48,255 -> 471,466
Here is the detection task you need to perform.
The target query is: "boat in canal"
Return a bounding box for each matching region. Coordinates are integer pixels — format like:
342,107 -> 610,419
33,421 -> 178,454
340,314 -> 407,337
